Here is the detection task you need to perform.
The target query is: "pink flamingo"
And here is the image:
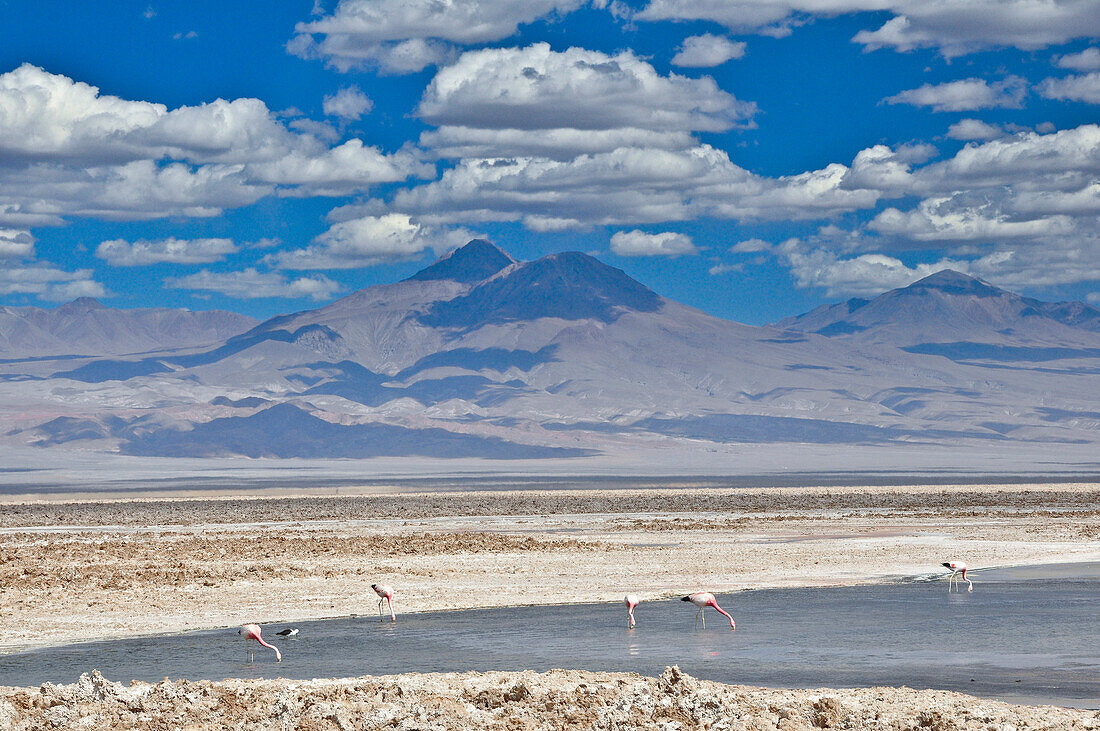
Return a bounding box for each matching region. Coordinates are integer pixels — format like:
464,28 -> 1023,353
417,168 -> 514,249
372,583 -> 396,622
682,592 -> 735,630
624,594 -> 639,628
943,561 -> 973,592
238,624 -> 281,662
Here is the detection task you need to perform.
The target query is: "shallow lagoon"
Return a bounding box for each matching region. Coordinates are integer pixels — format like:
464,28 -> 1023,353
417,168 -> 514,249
3,564 -> 1097,707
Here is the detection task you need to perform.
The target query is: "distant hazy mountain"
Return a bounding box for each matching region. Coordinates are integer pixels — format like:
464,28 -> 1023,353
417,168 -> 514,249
2,245 -> 1099,460
0,297 -> 257,357
775,270 -> 1100,349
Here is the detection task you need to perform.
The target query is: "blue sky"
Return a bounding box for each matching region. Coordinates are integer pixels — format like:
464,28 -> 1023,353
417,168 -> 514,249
1,0 -> 1099,324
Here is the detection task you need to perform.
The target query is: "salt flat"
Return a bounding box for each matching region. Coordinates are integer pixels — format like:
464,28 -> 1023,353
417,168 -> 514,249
1,481 -> 1097,654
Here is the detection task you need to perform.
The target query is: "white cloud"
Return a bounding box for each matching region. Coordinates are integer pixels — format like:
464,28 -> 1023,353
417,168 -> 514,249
883,77 -> 1026,112
869,197 -> 1075,242
322,86 -> 373,120
0,64 -> 424,224
841,143 -> 932,193
385,144 -> 882,229
0,263 -> 106,301
923,125 -> 1100,188
708,262 -> 743,275
1055,47 -> 1100,71
610,230 -> 697,257
671,34 -> 747,67
638,0 -> 1100,57
730,238 -> 771,252
419,126 -> 696,160
0,228 -> 35,259
778,239 -> 965,297
419,43 -> 756,139
1087,292 -> 1100,305
290,0 -> 584,73
275,213 -> 479,269
167,268 -> 341,300
1038,72 -> 1100,104
780,234 -> 1100,296
95,237 -> 239,266
247,139 -> 432,196
946,118 -> 1005,141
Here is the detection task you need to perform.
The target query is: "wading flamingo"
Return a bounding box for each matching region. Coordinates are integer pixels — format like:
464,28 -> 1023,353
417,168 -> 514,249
682,592 -> 736,630
238,624 -> 281,662
372,583 -> 396,622
624,594 -> 639,628
943,561 -> 973,592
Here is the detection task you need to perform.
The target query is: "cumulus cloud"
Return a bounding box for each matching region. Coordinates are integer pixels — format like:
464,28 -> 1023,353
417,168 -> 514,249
1038,72 -> 1100,104
638,0 -> 1100,56
723,122 -> 1100,294
414,42 -> 740,159
779,241 -> 961,297
730,238 -> 771,252
419,126 -> 697,161
385,144 -> 882,230
290,0 -> 584,73
0,64 -> 424,225
921,124 -> 1100,188
844,126 -> 1100,249
780,234 -> 1100,297
1055,47 -> 1100,71
95,237 -> 239,266
274,213 -> 479,269
883,77 -> 1027,112
167,268 -> 341,300
610,230 -> 697,257
869,196 -> 1076,242
322,86 -> 373,120
946,118 -> 1005,141
418,43 -> 756,141
671,34 -> 747,67
708,262 -> 744,275
0,228 -> 35,259
0,264 -> 107,301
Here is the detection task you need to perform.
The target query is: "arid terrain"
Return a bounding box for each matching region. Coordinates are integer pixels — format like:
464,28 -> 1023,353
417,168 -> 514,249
1,482 -> 1098,653
3,666 -> 1098,730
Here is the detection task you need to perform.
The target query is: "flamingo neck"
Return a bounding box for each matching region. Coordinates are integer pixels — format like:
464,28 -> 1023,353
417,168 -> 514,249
710,603 -> 736,627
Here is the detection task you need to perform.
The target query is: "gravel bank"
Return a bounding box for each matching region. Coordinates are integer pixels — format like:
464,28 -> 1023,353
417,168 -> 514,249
2,667 -> 1096,730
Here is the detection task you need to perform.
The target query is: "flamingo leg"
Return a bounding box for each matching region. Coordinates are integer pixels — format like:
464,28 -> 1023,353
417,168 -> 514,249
378,598 -> 384,622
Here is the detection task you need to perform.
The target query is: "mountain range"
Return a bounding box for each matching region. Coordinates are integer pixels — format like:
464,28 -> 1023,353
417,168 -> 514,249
2,240 -> 1099,461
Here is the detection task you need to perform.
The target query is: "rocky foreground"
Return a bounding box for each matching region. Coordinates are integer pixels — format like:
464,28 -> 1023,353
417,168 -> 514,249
2,667 -> 1097,730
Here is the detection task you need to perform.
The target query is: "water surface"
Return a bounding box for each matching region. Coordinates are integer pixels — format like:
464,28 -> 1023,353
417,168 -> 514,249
2,566 -> 1097,708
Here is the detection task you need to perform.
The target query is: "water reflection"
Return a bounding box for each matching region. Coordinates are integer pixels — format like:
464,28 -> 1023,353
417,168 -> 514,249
1,571 -> 1097,708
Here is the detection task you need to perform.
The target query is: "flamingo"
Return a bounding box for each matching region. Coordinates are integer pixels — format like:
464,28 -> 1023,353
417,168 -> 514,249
682,592 -> 736,630
943,561 -> 973,592
372,583 -> 396,622
624,594 -> 639,628
238,624 -> 281,662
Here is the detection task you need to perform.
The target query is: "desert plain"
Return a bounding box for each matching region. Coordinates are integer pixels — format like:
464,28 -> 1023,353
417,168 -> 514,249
1,479 -> 1099,729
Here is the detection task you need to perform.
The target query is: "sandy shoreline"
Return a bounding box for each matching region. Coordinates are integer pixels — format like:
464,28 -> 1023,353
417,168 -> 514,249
1,482 -> 1098,655
3,667 -> 1098,730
